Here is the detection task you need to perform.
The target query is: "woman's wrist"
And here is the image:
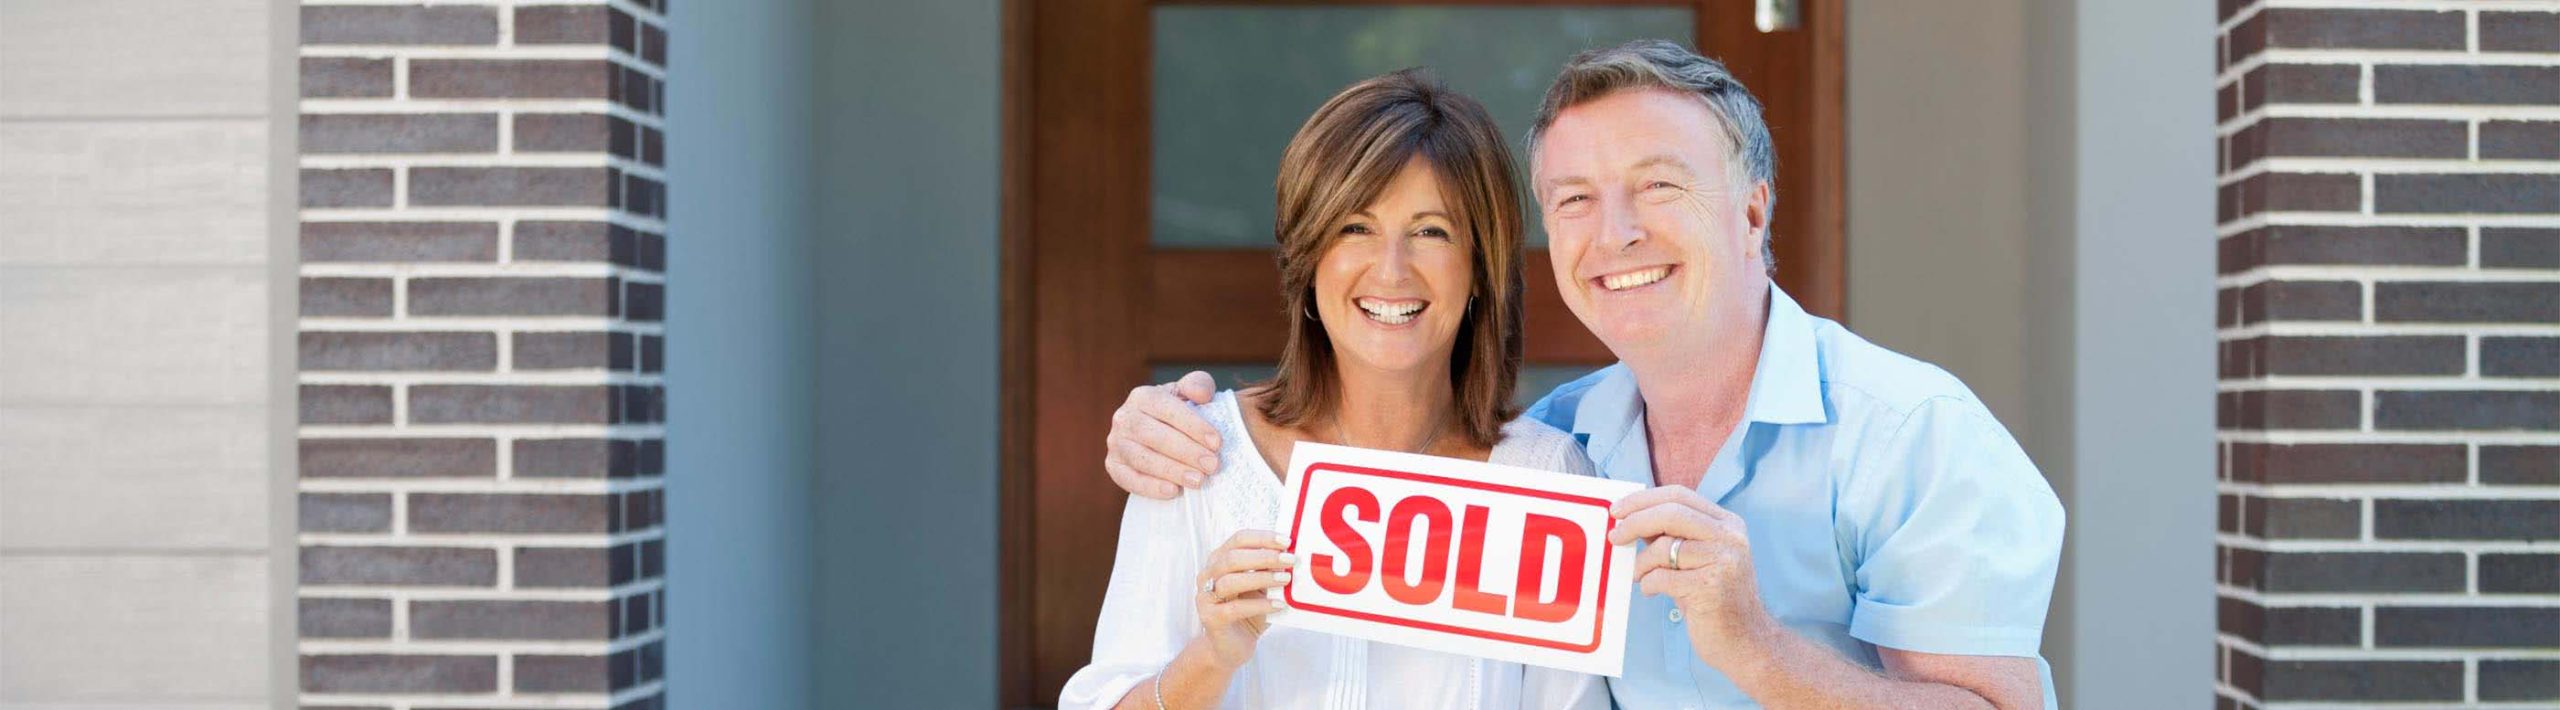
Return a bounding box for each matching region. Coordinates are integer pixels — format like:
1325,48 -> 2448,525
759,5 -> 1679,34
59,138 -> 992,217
1183,631 -> 1249,675
1149,634 -> 1243,709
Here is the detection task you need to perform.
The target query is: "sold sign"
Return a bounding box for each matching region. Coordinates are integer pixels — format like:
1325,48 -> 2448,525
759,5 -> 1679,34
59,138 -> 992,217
1270,442 -> 1638,676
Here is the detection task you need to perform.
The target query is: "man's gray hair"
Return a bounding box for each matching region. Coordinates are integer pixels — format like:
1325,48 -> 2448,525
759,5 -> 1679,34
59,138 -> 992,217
1529,40 -> 1777,270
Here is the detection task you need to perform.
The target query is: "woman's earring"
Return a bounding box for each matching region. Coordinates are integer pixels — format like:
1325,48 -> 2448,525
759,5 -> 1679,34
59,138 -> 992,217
1305,303 -> 1319,321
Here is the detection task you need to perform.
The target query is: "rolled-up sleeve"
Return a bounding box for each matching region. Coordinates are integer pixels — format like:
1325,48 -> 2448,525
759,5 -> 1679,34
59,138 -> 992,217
1840,397 -> 2065,658
1058,493 -> 1208,709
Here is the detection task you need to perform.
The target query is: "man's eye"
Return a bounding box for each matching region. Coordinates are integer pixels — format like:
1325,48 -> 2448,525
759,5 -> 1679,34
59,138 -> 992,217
1556,194 -> 1590,208
1645,181 -> 1681,191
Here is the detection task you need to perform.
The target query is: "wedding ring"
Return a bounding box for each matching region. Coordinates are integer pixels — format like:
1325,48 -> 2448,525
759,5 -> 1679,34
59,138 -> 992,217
1668,538 -> 1684,570
1201,578 -> 1218,596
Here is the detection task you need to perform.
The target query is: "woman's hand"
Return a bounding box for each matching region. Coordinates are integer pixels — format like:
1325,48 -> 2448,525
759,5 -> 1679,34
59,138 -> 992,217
1194,529 -> 1295,670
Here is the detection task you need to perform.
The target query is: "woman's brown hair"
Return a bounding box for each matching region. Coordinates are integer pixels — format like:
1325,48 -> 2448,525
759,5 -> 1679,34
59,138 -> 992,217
1256,69 -> 1526,448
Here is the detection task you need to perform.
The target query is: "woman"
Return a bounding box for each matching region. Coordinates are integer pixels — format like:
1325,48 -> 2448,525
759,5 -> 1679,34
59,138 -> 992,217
1060,70 -> 1608,710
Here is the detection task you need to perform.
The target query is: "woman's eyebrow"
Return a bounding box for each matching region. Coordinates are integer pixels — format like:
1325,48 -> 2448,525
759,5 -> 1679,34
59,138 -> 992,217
1410,210 -> 1450,222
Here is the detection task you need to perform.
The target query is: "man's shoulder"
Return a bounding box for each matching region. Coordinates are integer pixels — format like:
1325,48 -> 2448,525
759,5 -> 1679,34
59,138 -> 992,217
1522,364 -> 1628,433
1809,322 -> 2047,495
1810,318 -> 1994,424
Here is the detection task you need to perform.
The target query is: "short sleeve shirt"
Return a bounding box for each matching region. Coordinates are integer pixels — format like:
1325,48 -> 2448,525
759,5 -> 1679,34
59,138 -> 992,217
1524,285 -> 2066,710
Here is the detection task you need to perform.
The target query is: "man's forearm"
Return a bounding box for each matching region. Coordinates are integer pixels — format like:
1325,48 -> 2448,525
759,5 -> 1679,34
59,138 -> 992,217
1716,623 -> 1998,710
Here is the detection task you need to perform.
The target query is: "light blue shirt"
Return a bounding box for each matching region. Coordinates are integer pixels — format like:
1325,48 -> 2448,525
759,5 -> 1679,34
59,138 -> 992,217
1526,285 -> 2065,710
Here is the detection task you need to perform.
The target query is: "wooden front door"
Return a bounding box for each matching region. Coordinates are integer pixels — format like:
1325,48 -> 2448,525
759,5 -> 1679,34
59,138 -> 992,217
1003,1 -> 1842,704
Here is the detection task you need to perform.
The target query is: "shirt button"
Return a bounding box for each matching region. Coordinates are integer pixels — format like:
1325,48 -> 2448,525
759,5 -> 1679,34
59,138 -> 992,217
1668,608 -> 1684,623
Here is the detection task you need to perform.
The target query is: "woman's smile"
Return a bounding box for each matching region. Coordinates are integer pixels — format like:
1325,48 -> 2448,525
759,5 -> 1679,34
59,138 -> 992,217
1353,296 -> 1429,327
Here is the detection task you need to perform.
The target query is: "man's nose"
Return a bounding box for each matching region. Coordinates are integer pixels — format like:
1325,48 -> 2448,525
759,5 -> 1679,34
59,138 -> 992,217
1598,194 -> 1645,252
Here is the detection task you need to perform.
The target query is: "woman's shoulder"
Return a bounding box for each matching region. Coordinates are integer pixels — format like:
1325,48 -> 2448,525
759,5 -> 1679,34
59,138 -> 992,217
1490,415 -> 1596,476
1202,388 -> 1246,429
1197,389 -> 1265,477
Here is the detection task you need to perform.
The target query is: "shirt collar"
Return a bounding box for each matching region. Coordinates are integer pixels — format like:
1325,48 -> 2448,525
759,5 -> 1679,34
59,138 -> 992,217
1743,283 -> 1828,426
1570,283 -> 1830,476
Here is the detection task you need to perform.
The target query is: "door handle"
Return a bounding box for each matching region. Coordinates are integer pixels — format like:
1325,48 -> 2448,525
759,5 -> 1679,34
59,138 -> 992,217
1756,0 -> 1800,33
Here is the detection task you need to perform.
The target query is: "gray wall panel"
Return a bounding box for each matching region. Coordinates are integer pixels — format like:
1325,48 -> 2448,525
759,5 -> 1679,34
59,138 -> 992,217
810,0 -> 1004,705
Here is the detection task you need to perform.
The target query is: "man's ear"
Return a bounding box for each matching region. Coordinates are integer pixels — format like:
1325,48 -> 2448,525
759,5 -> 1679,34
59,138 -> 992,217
1745,180 -> 1773,237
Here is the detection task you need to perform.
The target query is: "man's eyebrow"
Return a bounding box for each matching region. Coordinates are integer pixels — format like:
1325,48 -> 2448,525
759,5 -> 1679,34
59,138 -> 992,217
1537,175 -> 1594,193
1631,154 -> 1695,173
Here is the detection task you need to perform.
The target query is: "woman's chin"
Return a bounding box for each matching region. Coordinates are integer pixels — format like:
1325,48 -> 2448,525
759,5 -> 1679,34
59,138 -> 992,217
1329,347 -> 1448,379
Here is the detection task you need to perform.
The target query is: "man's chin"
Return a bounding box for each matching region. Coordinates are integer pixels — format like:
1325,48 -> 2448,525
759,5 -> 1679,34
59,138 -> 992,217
1588,318 -> 1680,358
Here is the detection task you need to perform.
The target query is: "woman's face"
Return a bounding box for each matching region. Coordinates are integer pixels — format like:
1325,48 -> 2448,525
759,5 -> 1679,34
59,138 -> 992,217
1312,157 -> 1477,379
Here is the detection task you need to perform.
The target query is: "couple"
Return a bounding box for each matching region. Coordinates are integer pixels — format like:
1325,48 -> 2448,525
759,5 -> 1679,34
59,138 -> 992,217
1066,40 -> 2064,710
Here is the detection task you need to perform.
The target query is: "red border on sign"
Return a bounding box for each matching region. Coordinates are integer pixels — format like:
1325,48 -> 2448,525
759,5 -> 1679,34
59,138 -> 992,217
1282,461 -> 1618,654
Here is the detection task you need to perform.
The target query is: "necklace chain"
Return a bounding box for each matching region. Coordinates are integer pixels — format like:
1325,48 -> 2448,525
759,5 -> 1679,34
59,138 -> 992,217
1334,413 -> 1444,455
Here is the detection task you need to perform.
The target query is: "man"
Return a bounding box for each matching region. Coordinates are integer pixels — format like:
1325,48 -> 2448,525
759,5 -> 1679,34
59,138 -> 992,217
1106,40 -> 2062,709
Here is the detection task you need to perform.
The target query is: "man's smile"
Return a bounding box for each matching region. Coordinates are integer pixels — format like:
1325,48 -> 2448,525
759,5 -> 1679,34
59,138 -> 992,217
1592,264 -> 1677,292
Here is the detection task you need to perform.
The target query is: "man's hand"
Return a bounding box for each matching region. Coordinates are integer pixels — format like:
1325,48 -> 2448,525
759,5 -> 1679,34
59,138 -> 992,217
1104,371 -> 1221,500
1612,487 -> 2044,709
1609,485 -> 1778,668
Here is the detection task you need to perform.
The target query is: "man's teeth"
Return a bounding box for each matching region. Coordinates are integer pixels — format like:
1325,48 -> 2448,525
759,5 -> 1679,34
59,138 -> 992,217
1356,299 -> 1424,325
1601,266 -> 1671,291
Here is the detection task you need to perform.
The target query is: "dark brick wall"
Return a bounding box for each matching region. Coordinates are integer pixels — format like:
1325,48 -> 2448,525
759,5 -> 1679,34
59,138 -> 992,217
2218,2 -> 2560,707
297,1 -> 668,707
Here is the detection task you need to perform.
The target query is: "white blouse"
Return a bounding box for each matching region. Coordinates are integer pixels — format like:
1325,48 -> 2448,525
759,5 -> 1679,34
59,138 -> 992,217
1060,391 -> 1613,710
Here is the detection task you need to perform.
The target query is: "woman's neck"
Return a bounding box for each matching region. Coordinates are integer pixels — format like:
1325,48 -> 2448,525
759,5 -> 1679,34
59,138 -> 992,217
1328,361 -> 1454,453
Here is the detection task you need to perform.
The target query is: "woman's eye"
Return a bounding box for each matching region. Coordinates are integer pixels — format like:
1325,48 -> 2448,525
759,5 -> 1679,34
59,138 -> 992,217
1339,223 -> 1373,235
1416,226 -> 1452,240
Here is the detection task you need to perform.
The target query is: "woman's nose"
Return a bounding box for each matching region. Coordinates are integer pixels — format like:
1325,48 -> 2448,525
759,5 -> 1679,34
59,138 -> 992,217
1380,238 -> 1415,283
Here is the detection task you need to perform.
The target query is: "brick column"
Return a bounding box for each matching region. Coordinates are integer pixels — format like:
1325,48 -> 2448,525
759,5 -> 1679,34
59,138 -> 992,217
296,2 -> 667,706
2217,2 -> 2560,706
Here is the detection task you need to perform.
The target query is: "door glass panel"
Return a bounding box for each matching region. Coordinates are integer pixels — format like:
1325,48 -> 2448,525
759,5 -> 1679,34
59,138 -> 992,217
1152,6 -> 1696,249
1153,362 -> 1602,410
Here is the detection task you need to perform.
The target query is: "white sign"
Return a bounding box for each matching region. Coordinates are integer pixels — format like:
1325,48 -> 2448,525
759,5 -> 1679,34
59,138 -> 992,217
1269,442 -> 1640,677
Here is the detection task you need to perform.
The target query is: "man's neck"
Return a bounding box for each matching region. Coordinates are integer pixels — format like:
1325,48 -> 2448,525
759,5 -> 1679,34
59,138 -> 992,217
1624,290 -> 1770,488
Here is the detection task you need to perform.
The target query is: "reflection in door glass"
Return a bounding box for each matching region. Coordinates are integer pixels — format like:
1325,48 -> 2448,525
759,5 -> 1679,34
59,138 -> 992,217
1152,363 -> 1603,410
1152,6 -> 1696,249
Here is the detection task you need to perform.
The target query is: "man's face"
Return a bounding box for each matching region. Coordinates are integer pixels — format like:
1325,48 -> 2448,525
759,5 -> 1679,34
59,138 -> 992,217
1532,88 -> 1771,362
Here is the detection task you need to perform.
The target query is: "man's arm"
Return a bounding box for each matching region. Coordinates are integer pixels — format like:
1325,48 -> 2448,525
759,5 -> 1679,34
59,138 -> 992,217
1611,487 -> 2047,710
1103,371 -> 1222,500
1721,627 -> 2041,710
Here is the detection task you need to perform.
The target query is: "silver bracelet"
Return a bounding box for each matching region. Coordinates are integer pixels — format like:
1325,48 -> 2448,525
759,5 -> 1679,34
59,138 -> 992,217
1153,660 -> 1171,710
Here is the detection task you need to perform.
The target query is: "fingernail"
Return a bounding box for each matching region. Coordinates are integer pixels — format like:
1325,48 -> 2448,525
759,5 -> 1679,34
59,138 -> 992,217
1276,536 -> 1292,549
1187,473 -> 1205,487
1274,572 -> 1291,583
1197,457 -> 1219,471
1272,596 -> 1288,608
1279,552 -> 1297,565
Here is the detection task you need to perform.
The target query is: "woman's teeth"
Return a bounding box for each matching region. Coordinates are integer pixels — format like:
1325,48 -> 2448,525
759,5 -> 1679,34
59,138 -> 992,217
1600,266 -> 1672,291
1355,298 -> 1425,325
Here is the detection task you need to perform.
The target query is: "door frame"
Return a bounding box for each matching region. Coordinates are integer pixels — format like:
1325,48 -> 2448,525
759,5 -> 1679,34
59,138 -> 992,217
999,1 -> 1842,704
